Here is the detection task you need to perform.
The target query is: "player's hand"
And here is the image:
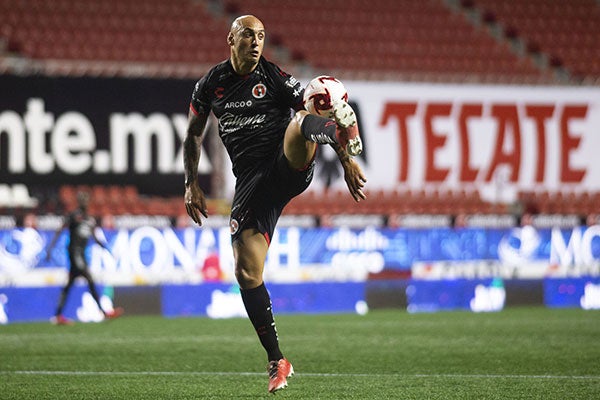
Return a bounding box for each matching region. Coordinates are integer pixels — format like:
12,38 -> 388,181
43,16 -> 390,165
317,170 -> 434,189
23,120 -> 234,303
184,183 -> 209,225
342,158 -> 367,202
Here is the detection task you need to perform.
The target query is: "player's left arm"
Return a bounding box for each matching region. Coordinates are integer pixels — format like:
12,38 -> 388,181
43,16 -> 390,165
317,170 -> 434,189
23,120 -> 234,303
332,143 -> 367,202
92,223 -> 109,250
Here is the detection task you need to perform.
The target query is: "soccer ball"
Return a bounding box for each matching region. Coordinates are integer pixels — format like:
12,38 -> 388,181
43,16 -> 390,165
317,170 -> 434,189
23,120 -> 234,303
303,75 -> 348,119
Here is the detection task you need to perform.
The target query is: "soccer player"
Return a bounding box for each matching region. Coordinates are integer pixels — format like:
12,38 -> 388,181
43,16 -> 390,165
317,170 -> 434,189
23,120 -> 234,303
46,191 -> 123,325
183,15 -> 366,393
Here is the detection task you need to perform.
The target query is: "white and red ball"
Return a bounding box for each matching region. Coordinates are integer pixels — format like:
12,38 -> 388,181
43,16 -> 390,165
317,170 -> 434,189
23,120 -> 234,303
303,75 -> 348,118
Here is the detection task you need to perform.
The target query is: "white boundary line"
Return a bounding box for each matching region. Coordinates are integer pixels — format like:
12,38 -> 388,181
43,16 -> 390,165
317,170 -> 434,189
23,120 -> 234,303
3,371 -> 599,380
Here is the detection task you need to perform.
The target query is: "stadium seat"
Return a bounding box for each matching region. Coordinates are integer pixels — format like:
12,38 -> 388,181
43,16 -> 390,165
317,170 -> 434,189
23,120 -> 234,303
470,0 -> 600,81
3,0 -> 583,82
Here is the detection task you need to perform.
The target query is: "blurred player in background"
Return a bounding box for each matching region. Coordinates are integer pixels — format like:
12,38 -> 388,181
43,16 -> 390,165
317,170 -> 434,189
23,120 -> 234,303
183,15 -> 366,393
45,191 -> 123,325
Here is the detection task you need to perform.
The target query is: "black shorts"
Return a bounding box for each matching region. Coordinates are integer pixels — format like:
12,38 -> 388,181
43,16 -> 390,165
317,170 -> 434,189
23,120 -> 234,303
68,247 -> 89,278
229,149 -> 315,244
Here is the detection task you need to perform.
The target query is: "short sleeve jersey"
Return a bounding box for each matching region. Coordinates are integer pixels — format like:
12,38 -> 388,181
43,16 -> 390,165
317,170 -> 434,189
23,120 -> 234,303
190,57 -> 304,178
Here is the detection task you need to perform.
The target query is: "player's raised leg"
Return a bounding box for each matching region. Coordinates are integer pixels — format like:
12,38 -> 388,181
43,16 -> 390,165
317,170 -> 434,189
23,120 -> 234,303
284,103 -> 362,161
283,110 -> 319,170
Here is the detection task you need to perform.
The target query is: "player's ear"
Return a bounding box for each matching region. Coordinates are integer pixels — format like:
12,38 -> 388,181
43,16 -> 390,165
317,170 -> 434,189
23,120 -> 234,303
227,32 -> 234,46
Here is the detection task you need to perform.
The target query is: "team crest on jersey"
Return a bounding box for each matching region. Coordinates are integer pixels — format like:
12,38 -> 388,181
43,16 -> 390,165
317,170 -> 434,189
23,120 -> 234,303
252,83 -> 267,99
230,218 -> 239,235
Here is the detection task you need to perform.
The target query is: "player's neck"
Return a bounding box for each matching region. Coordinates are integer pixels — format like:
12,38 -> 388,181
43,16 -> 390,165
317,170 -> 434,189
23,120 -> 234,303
230,56 -> 258,76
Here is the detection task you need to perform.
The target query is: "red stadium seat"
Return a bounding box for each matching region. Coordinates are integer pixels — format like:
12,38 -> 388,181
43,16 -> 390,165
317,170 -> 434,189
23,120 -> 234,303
5,0 -> 591,82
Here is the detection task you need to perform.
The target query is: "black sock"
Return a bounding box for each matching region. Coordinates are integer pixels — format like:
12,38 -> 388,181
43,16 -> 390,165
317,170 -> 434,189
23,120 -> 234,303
56,279 -> 74,316
55,289 -> 68,316
240,283 -> 283,362
301,114 -> 338,145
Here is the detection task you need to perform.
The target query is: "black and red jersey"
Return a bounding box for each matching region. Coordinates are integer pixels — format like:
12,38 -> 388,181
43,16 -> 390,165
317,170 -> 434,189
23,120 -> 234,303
190,57 -> 304,178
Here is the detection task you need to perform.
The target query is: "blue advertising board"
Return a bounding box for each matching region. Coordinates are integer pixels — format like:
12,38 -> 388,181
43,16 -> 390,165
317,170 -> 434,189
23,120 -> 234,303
1,225 -> 600,280
162,282 -> 366,318
0,285 -> 113,323
544,277 -> 600,309
406,278 -> 506,313
1,225 -> 600,323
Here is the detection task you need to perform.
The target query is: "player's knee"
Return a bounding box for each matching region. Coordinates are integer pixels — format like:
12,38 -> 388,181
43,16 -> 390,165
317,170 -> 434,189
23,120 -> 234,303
235,265 -> 262,289
290,110 -> 309,134
283,112 -> 303,144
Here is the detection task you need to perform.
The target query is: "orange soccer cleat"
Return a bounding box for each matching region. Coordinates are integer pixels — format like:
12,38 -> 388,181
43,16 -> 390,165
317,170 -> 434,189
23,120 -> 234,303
105,307 -> 124,320
51,314 -> 74,326
267,358 -> 294,393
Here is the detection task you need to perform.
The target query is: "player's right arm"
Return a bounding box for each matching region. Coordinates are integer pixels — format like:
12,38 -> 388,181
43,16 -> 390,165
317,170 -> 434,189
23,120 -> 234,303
331,142 -> 367,202
183,107 -> 210,225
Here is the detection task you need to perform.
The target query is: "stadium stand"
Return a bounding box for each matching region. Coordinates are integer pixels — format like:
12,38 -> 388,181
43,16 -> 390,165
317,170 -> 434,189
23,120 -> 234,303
222,0 -> 555,83
466,0 -> 600,84
0,0 -> 233,77
50,184 -> 231,224
0,0 -> 568,83
1,0 -> 599,223
283,187 -> 600,219
1,0 -> 597,82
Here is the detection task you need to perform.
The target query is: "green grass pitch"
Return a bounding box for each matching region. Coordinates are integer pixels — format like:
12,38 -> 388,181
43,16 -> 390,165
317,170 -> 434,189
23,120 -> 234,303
1,307 -> 599,399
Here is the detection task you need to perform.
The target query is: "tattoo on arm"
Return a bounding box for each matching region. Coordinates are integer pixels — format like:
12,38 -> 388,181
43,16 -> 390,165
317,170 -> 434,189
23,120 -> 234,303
184,114 -> 208,187
331,143 -> 351,163
183,136 -> 200,187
